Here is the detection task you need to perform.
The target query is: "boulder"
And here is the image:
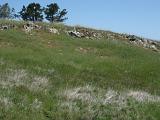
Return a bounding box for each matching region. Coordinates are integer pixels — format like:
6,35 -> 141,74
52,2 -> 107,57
0,25 -> 9,30
34,24 -> 41,30
49,27 -> 59,34
25,22 -> 41,30
23,25 -> 32,33
2,25 -> 9,30
68,31 -> 84,38
0,24 -> 16,30
67,27 -> 103,39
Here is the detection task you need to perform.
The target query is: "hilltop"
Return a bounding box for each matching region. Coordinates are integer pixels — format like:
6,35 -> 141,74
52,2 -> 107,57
1,20 -> 160,52
0,20 -> 160,120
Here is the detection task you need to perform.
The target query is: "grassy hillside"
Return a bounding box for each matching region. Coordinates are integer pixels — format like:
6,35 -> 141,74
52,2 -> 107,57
0,20 -> 160,120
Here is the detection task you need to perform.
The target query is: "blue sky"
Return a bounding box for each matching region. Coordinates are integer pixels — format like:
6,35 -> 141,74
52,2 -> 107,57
1,0 -> 160,40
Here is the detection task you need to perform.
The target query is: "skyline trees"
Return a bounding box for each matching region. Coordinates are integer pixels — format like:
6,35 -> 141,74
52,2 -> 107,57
0,2 -> 67,23
19,3 -> 44,22
19,2 -> 67,22
0,3 -> 16,19
44,3 -> 67,23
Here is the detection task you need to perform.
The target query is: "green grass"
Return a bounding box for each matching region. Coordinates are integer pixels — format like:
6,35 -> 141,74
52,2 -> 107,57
0,20 -> 160,120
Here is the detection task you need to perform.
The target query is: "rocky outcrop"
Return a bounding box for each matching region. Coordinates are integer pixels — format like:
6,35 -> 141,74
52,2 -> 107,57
103,33 -> 160,52
23,22 -> 42,33
67,27 -> 103,39
0,21 -> 159,52
48,27 -> 59,34
23,22 -> 60,35
68,30 -> 85,38
122,35 -> 160,51
0,24 -> 16,30
27,22 -> 41,30
66,27 -> 160,52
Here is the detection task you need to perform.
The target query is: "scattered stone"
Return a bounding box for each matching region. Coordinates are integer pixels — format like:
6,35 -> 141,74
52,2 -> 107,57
49,27 -> 59,34
0,24 -> 16,30
23,22 -> 42,33
67,27 -> 103,39
34,24 -> 41,30
0,22 -> 159,52
2,25 -> 9,30
122,34 -> 160,51
24,25 -> 32,33
68,30 -> 84,38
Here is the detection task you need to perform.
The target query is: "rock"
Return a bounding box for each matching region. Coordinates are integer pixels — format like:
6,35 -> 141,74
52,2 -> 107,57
0,24 -> 16,30
34,24 -> 41,30
23,25 -> 32,33
23,22 -> 42,34
68,31 -> 84,38
0,25 -> 9,30
67,27 -> 103,39
127,35 -> 137,41
25,22 -> 41,30
149,45 -> 158,51
49,27 -> 59,34
150,45 -> 156,49
24,22 -> 34,33
2,25 -> 9,30
122,34 -> 160,51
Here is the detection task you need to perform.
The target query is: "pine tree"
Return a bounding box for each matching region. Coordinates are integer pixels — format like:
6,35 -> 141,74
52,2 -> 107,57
0,3 -> 11,19
19,6 -> 28,21
19,3 -> 43,22
44,3 -> 67,23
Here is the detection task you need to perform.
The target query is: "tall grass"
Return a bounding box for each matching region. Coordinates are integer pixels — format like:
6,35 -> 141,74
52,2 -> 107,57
0,20 -> 160,119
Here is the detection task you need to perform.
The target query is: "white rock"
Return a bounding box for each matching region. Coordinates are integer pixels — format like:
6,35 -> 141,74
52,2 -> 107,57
49,27 -> 59,34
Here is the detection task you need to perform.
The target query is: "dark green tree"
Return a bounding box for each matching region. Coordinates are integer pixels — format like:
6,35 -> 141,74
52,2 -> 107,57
0,3 -> 11,19
19,3 -> 43,21
19,5 -> 28,20
56,9 -> 67,22
44,3 -> 67,23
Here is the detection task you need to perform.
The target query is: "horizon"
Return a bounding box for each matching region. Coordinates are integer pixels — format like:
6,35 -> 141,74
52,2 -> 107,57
0,0 -> 160,41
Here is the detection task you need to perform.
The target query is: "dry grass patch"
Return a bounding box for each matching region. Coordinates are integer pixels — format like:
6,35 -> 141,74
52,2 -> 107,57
128,90 -> 160,102
60,85 -> 160,109
58,85 -> 160,119
0,69 -> 49,92
0,97 -> 13,109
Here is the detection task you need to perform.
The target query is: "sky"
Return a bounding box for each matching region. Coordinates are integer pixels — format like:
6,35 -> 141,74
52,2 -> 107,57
0,0 -> 160,40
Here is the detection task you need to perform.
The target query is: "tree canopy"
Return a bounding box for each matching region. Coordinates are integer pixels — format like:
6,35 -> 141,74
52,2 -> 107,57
19,3 -> 43,22
44,3 -> 67,23
0,2 -> 67,23
0,3 -> 15,19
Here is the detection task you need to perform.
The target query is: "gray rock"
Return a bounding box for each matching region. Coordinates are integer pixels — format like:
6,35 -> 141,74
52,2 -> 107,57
68,31 -> 84,38
49,27 -> 59,34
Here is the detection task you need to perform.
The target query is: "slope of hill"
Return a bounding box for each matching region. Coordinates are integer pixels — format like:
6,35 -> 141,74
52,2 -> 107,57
0,20 -> 160,120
